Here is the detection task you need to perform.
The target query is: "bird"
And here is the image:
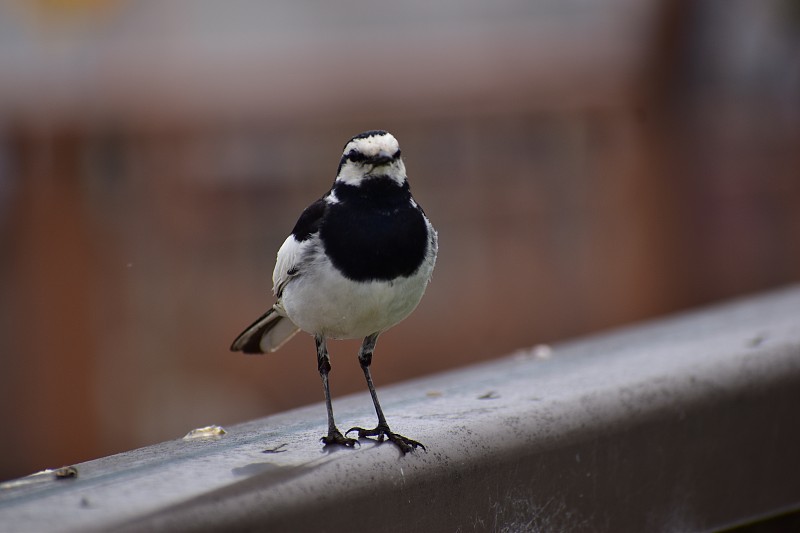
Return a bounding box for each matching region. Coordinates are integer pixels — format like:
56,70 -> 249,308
231,130 -> 438,454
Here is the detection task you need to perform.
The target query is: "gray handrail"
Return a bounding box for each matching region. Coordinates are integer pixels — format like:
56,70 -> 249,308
2,286 -> 799,532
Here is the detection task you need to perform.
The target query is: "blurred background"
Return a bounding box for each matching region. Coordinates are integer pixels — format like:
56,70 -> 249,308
1,0 -> 799,481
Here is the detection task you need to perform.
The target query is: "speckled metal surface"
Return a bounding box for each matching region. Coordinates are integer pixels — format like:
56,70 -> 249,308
2,286 -> 800,532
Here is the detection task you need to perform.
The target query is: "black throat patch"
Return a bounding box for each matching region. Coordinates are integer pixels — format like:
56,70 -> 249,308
320,178 -> 428,282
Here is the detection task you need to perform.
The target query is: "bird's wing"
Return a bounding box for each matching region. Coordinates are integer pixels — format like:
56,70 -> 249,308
272,236 -> 304,298
272,198 -> 328,297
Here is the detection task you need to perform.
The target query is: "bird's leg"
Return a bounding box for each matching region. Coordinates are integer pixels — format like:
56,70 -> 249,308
347,334 -> 425,454
316,335 -> 357,448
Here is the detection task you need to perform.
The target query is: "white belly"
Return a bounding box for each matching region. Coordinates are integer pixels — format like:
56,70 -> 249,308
281,258 -> 433,339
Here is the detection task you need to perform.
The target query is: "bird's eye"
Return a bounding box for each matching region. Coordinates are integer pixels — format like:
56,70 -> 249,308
346,150 -> 368,163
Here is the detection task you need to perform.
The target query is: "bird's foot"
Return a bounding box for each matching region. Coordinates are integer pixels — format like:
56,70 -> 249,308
320,428 -> 358,449
346,424 -> 425,454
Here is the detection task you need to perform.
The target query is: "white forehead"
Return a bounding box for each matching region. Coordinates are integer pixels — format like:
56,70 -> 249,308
343,132 -> 399,156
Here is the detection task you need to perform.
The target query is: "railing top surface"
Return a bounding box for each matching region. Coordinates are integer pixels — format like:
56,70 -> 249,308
1,285 -> 799,532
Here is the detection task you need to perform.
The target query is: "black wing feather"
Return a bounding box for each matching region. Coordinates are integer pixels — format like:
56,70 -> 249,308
291,198 -> 328,241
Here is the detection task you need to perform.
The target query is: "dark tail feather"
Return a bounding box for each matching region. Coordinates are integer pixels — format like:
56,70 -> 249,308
230,307 -> 301,354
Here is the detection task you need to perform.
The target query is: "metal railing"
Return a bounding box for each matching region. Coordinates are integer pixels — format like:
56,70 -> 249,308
2,286 -> 800,532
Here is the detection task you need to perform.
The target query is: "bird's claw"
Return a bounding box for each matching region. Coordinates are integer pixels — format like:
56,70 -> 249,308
320,429 -> 358,448
346,425 -> 425,454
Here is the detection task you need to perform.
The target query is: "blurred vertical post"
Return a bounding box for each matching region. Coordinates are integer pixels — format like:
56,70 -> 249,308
0,125 -> 100,479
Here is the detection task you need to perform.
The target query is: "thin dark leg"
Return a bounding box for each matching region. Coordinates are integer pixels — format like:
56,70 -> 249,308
316,335 -> 356,448
359,334 -> 388,428
347,334 -> 425,454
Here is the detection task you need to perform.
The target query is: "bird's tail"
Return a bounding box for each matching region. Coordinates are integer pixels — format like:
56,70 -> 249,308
230,307 -> 301,354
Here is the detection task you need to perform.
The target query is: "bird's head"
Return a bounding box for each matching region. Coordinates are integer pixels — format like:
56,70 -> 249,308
335,130 -> 406,186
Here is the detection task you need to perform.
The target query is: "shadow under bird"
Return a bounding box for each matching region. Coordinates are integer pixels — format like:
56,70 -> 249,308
231,130 -> 438,454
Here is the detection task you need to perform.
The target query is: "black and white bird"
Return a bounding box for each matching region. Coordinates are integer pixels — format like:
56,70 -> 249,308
231,130 -> 437,454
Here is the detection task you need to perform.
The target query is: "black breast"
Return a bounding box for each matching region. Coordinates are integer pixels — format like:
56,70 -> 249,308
320,179 -> 429,282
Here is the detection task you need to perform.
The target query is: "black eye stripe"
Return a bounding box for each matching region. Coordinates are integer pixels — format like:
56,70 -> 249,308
345,150 -> 369,163
343,149 -> 401,164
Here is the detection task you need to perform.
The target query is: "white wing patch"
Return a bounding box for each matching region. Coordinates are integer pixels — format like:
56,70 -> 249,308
272,235 -> 312,298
